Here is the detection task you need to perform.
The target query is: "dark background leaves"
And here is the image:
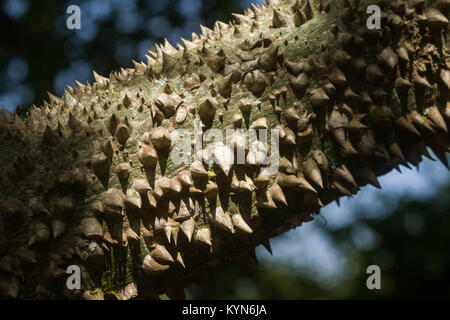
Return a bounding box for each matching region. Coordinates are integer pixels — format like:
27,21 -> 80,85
0,0 -> 260,114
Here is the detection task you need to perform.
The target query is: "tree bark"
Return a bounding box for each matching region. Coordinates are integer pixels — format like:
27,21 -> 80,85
0,0 -> 449,299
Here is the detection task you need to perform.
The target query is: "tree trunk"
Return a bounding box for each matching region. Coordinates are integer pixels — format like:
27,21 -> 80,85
0,0 -> 449,299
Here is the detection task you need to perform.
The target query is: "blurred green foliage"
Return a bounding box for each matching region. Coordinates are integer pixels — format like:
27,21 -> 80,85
1,0 -> 258,114
187,183 -> 450,299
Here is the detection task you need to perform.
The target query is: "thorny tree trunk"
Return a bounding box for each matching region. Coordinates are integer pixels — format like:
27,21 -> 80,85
0,0 -> 449,300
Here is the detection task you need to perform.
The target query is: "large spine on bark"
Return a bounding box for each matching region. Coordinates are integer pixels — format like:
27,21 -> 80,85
0,0 -> 449,299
